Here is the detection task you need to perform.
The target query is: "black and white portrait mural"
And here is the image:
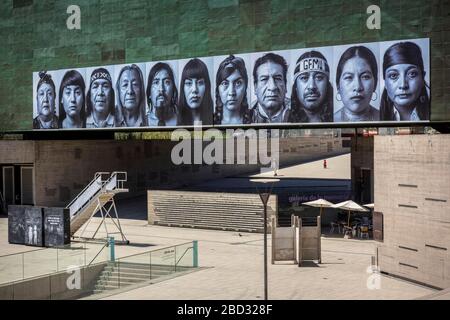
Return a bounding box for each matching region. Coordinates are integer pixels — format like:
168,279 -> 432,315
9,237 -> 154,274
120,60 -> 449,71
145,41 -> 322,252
84,66 -> 116,128
290,47 -> 334,123
178,57 -> 214,126
379,38 -> 430,121
249,50 -> 292,124
213,54 -> 252,125
32,38 -> 430,129
114,63 -> 147,128
333,42 -> 381,122
145,60 -> 179,127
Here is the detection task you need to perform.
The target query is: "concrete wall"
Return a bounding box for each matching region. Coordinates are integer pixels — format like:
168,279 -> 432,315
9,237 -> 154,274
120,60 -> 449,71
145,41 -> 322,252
1,136 -> 349,208
374,134 -> 450,289
0,141 -> 35,164
0,263 -> 106,300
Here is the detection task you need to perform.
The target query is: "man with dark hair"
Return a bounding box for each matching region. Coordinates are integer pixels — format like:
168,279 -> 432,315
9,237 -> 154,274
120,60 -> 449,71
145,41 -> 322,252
291,51 -> 333,123
250,53 -> 291,123
146,63 -> 178,126
86,68 -> 115,128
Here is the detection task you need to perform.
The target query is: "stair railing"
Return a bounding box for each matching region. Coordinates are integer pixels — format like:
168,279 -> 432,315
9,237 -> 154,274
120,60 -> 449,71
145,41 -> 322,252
67,172 -> 110,219
103,171 -> 127,192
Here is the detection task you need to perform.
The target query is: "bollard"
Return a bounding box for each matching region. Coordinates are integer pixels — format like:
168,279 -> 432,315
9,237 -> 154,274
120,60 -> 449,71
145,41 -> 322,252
193,240 -> 198,268
109,237 -> 115,262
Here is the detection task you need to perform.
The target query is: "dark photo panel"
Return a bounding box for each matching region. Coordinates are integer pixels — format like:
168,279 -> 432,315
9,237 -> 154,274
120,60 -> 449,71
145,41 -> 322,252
178,57 -> 214,126
113,63 -> 147,128
145,60 -> 179,127
56,68 -> 87,129
212,54 -> 252,126
44,207 -> 71,247
24,207 -> 44,247
379,38 -> 430,121
290,47 -> 334,123
249,50 -> 292,124
333,42 -> 381,123
8,205 -> 30,244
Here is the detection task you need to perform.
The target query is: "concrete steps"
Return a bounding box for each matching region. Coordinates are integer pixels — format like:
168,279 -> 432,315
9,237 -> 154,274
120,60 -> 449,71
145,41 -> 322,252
149,191 -> 272,233
92,262 -> 191,295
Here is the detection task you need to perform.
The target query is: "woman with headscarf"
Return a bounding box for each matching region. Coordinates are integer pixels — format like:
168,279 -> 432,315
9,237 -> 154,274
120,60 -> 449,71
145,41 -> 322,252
34,71 -> 59,129
380,42 -> 430,121
178,58 -> 213,126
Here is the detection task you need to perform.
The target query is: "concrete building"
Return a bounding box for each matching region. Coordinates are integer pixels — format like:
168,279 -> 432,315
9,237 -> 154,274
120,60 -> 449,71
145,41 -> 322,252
374,134 -> 450,289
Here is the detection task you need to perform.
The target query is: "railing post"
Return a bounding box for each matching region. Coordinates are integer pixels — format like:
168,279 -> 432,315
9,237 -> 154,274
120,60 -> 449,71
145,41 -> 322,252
193,241 -> 198,268
109,237 -> 115,262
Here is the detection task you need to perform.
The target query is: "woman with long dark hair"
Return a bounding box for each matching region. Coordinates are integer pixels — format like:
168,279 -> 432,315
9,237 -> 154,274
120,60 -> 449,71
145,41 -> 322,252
178,58 -> 213,126
380,42 -> 430,121
214,55 -> 251,125
58,70 -> 86,128
334,46 -> 380,122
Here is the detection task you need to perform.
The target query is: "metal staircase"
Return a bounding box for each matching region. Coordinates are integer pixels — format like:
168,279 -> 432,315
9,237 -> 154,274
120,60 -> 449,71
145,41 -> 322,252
67,172 -> 129,242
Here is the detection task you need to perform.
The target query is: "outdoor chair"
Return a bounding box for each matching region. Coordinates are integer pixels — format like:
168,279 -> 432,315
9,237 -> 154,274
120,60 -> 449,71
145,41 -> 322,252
330,221 -> 341,234
359,225 -> 370,239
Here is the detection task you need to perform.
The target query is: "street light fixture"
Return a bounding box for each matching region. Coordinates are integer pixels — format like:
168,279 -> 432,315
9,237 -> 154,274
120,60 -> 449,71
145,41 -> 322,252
250,177 -> 279,301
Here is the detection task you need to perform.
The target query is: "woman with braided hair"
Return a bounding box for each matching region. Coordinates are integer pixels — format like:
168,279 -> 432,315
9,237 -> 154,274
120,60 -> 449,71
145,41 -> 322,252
214,55 -> 251,125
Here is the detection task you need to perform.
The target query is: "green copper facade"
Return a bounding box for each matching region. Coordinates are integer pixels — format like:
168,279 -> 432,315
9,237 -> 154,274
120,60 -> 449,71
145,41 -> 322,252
0,0 -> 449,131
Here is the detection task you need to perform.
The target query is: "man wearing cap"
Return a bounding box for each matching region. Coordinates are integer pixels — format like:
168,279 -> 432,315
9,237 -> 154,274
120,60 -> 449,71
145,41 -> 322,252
250,52 -> 291,123
290,51 -> 333,123
86,68 -> 115,128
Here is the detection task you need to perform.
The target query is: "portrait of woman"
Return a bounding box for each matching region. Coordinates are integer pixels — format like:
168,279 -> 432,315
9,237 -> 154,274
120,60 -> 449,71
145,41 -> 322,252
334,46 -> 380,122
178,58 -> 213,126
380,41 -> 430,121
214,55 -> 251,125
33,71 -> 59,129
58,70 -> 86,128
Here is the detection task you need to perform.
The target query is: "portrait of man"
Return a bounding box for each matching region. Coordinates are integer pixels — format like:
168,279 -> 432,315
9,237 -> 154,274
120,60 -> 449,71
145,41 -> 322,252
58,70 -> 86,128
291,51 -> 333,123
86,68 -> 115,128
115,64 -> 147,127
250,52 -> 291,123
146,62 -> 178,126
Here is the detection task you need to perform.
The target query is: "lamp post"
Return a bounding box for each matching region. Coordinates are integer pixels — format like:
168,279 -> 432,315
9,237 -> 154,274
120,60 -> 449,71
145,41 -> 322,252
250,178 -> 279,301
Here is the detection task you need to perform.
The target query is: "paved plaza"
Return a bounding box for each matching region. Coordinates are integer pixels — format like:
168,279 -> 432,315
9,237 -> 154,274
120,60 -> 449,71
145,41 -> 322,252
0,154 -> 442,299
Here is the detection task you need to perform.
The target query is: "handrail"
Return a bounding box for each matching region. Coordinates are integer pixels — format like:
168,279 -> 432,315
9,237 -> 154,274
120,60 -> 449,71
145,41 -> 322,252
66,172 -> 109,209
0,239 -> 109,286
176,247 -> 193,266
87,241 -> 109,266
115,241 -> 193,262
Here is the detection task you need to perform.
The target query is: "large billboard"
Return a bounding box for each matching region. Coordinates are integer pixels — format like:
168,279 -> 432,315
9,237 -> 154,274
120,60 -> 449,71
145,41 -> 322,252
32,38 -> 430,130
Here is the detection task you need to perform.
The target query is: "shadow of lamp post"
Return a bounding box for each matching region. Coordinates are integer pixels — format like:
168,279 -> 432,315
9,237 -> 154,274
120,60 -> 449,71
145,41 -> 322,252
250,177 -> 279,300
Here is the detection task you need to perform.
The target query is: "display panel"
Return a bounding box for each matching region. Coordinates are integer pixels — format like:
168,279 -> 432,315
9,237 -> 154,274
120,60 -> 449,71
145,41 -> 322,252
32,38 -> 430,129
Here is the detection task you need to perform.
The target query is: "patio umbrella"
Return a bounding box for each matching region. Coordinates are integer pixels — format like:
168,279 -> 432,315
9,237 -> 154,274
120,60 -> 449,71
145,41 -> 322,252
302,199 -> 334,218
363,203 -> 374,209
333,200 -> 369,227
